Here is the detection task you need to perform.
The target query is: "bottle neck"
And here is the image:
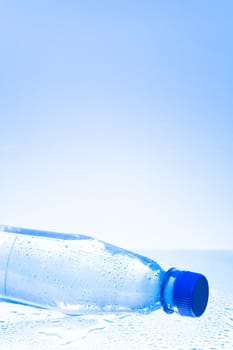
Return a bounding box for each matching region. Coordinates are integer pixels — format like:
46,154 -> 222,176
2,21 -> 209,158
161,268 -> 177,314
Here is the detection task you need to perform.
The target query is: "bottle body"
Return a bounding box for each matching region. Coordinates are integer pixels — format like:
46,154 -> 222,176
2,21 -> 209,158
0,226 -> 164,315
0,225 -> 209,317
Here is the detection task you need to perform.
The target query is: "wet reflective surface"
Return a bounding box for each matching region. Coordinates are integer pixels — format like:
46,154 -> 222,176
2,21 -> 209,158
0,251 -> 232,349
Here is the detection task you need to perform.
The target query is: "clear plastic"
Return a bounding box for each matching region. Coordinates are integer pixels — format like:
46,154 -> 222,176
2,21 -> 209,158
0,226 -> 164,315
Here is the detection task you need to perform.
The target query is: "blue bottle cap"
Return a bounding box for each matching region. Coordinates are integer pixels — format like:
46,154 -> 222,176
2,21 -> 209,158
173,270 -> 209,317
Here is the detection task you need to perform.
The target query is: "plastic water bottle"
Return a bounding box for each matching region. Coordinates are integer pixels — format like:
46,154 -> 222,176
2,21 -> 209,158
0,225 -> 209,317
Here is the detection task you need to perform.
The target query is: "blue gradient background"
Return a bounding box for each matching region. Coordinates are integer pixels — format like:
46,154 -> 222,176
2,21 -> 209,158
0,1 -> 233,249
